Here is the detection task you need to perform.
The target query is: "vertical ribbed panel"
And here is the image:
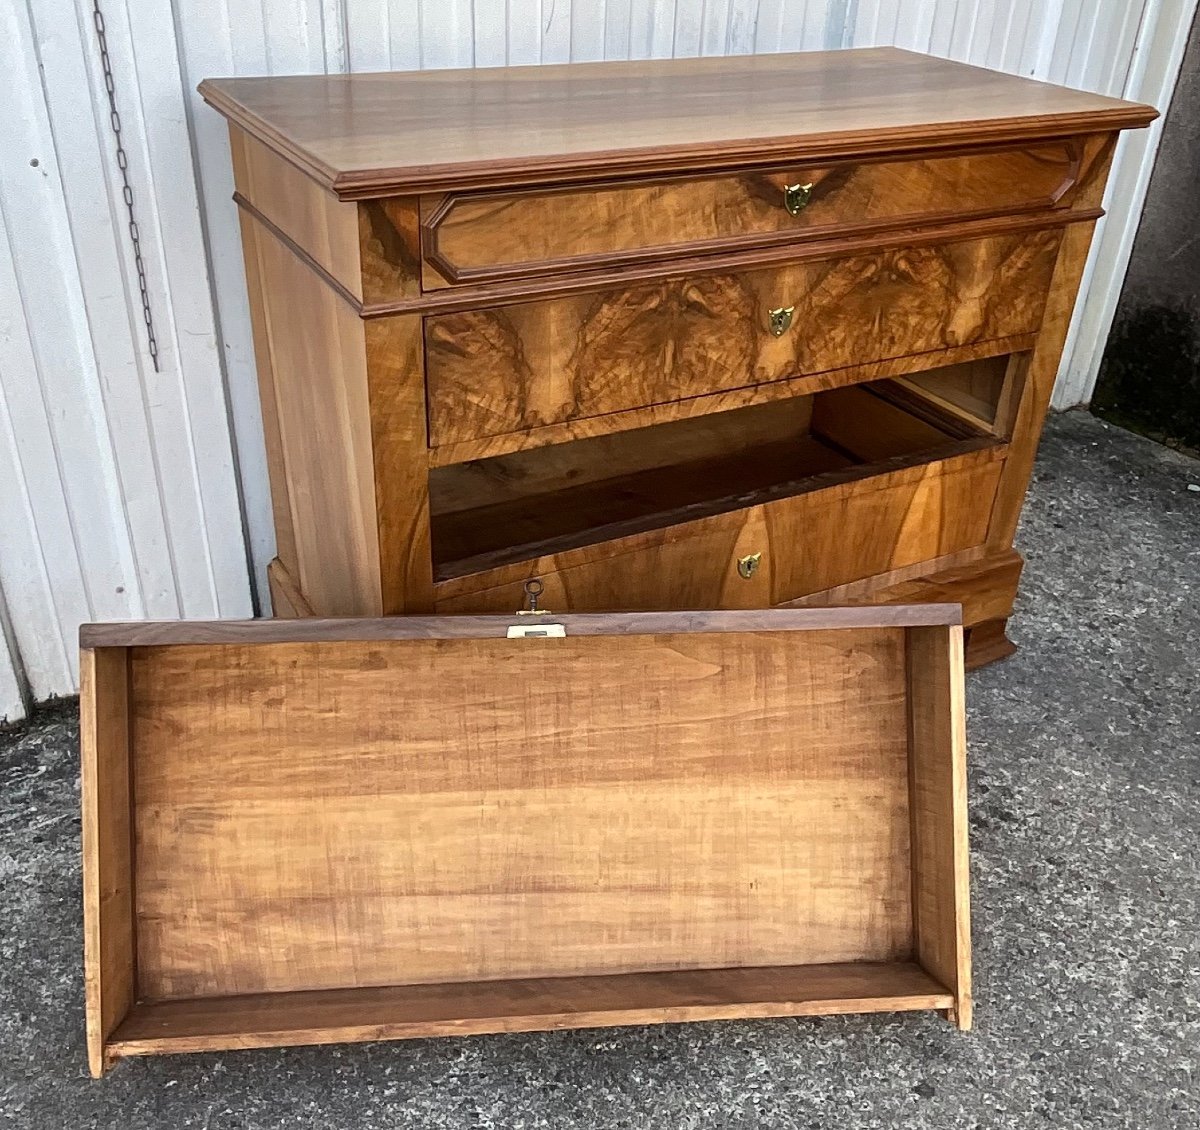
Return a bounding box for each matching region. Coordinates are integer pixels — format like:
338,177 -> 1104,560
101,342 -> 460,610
0,0 -> 254,722
0,0 -> 1191,720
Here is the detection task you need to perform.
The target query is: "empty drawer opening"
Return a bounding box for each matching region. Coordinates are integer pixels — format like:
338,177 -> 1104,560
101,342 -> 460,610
429,356 -> 1016,582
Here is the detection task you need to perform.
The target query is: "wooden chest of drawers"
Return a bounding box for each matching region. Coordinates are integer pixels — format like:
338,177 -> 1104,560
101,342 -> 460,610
202,48 -> 1154,665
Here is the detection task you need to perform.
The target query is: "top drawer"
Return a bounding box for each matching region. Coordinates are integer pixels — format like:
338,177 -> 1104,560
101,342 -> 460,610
419,141 -> 1080,288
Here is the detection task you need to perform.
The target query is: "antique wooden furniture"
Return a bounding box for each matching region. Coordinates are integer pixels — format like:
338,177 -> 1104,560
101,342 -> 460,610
82,603 -> 969,1076
200,49 -> 1155,666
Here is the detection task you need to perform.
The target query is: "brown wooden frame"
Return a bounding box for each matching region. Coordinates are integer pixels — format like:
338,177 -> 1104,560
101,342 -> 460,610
82,605 -> 970,1076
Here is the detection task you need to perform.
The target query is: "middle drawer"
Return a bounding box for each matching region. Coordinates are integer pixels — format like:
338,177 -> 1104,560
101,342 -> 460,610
425,227 -> 1061,447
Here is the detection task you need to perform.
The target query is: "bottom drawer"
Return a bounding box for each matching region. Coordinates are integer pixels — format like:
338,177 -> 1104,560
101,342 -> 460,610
433,448 -> 1005,614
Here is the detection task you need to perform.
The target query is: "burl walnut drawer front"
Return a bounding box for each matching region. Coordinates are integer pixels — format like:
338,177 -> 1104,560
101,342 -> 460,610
418,142 -> 1078,288
425,227 -> 1061,447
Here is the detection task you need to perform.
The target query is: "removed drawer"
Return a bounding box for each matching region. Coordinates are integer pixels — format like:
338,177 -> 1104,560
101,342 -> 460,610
419,141 -> 1080,288
425,227 -> 1061,447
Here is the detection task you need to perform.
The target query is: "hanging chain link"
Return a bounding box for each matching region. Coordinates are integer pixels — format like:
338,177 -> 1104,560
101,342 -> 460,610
92,0 -> 160,372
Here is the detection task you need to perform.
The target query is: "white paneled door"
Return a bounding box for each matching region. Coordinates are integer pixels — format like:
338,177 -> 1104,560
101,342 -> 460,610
0,0 -> 1193,722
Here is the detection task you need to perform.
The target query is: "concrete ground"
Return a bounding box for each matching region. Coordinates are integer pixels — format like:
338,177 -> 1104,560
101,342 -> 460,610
1,410 -> 1197,1129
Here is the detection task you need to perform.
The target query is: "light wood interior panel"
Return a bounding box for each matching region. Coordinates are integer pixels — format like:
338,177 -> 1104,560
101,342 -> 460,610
430,398 -> 815,516
812,385 -> 961,461
898,356 -> 1009,431
906,624 -> 972,1027
128,629 -> 915,1000
81,647 -> 136,1079
109,962 -> 953,1058
429,397 -> 842,579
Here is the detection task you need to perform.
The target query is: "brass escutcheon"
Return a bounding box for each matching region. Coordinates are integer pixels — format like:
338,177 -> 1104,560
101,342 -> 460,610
783,182 -> 814,215
737,552 -> 762,579
767,306 -> 794,336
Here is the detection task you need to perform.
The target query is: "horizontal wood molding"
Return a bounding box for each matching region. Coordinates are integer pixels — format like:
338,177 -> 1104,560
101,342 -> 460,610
373,206 -> 1101,319
235,184 -> 1103,321
234,192 -> 363,311
79,603 -> 962,648
229,125 -> 364,301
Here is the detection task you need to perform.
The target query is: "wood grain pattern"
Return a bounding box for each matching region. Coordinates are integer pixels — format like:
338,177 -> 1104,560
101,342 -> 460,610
761,451 -> 1005,603
788,548 -> 1023,633
80,605 -> 963,649
986,145 -> 1115,547
197,49 -> 1154,197
80,647 -> 135,1079
82,609 -> 970,1071
432,446 -> 1004,612
906,625 -> 973,1028
358,197 -> 421,303
962,618 -> 1019,671
209,56 -> 1142,669
365,315 -> 434,614
427,338 -> 1035,468
230,125 -> 363,300
266,557 -> 315,618
430,398 -> 815,517
237,213 -> 384,616
129,629 -> 914,999
418,142 -> 1080,288
236,207 -> 300,582
429,383 -> 987,581
425,229 -> 1061,445
895,355 -> 1012,433
108,962 -> 953,1057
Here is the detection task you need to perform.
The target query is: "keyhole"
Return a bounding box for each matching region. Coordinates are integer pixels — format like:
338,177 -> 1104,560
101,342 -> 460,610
737,553 -> 762,579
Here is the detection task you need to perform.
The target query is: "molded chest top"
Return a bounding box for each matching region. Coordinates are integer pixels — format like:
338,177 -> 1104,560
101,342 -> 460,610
199,47 -> 1155,198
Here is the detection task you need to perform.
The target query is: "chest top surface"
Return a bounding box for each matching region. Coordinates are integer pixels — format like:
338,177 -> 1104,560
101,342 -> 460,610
199,47 -> 1155,198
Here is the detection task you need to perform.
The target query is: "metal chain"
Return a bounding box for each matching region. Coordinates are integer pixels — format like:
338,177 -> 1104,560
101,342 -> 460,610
92,0 -> 160,372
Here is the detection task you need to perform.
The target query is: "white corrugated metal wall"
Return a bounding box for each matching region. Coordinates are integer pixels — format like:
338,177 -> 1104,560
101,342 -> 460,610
0,0 -> 1193,722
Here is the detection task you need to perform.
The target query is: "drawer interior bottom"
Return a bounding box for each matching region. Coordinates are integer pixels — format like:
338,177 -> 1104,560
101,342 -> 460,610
429,357 -> 1012,581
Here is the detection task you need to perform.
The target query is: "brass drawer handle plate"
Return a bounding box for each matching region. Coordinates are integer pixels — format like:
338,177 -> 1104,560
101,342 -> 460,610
737,552 -> 762,579
784,182 -> 813,215
767,306 -> 794,336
